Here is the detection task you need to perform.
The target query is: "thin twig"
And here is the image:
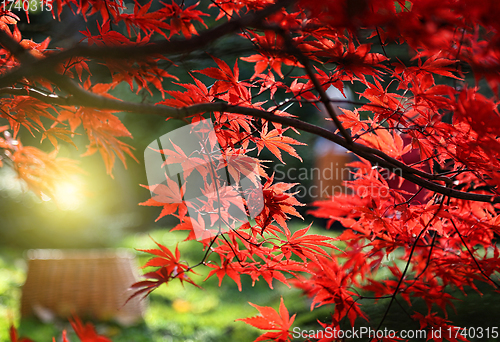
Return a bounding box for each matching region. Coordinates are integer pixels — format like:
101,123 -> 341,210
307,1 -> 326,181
449,218 -> 500,289
272,25 -> 353,143
375,201 -> 444,333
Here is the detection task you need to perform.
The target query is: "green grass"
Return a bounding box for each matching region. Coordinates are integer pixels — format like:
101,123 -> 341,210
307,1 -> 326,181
0,224 -> 319,342
0,248 -> 26,342
1,224 -> 500,341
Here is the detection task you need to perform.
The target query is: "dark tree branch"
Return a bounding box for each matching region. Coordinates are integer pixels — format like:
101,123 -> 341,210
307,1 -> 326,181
0,50 -> 482,202
0,0 -> 497,204
0,0 -> 297,88
0,87 -> 68,104
275,27 -> 353,144
0,77 -> 497,203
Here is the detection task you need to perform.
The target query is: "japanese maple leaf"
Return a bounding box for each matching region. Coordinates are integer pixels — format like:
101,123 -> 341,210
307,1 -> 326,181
197,55 -> 239,84
241,31 -> 300,79
54,330 -> 71,342
337,107 -> 369,136
61,330 -> 70,342
41,127 -> 78,149
56,56 -> 91,82
252,72 -> 284,98
331,41 -> 389,82
287,79 -> 317,103
281,224 -> 340,262
256,174 -> 304,230
311,66 -> 347,93
357,128 -> 410,159
155,140 -> 209,179
160,1 -> 208,39
171,214 -> 212,242
9,325 -> 34,342
3,96 -> 57,137
195,56 -> 253,103
19,36 -> 50,59
253,260 -> 310,289
414,53 -> 462,80
79,108 -> 137,176
129,240 -> 199,301
208,0 -> 245,20
139,240 -> 186,270
0,12 -> 19,34
241,53 -> 280,77
77,0 -> 123,23
255,122 -> 305,163
359,79 -> 406,121
205,258 -> 245,291
161,74 -> 213,107
237,297 -> 295,342
412,312 -> 468,342
139,177 -> 187,222
197,181 -> 247,227
69,316 -> 112,342
117,1 -> 170,38
81,21 -> 131,47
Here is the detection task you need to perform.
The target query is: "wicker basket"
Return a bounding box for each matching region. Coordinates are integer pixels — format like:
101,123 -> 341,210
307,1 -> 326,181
20,249 -> 146,325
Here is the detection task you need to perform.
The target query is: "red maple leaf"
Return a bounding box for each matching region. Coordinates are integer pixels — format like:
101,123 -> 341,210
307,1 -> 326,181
280,224 -> 340,262
160,1 -> 208,39
256,174 -> 304,231
9,325 -> 34,342
117,1 -> 170,38
237,297 -> 296,342
69,316 -> 112,342
255,122 -> 305,163
240,31 -> 300,79
139,181 -> 187,222
128,239 -> 200,301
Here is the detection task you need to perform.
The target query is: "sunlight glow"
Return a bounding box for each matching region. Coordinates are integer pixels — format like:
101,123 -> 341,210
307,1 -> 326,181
52,181 -> 84,211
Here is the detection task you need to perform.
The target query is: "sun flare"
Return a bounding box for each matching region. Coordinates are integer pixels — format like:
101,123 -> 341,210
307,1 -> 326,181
52,181 -> 84,211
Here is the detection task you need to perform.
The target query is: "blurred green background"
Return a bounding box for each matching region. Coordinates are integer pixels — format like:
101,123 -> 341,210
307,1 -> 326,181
1,225 -> 499,341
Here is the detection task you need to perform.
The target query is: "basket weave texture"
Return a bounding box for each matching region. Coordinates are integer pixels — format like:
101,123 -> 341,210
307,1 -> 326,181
20,249 -> 146,325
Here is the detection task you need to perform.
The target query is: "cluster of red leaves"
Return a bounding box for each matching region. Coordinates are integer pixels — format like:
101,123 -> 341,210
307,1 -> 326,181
10,316 -> 111,342
128,240 -> 200,301
0,12 -> 137,178
135,109 -> 337,295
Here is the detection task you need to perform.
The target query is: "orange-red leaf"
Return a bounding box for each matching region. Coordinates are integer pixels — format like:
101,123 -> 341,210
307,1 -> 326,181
237,297 -> 295,342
